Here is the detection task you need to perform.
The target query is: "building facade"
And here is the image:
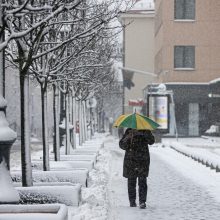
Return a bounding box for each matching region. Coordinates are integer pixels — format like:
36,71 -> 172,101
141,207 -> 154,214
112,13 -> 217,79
155,0 -> 220,83
120,1 -> 155,114
153,0 -> 220,136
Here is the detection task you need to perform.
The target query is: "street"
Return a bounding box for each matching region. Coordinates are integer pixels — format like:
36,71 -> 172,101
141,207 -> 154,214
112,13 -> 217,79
6,134 -> 220,220
106,138 -> 220,220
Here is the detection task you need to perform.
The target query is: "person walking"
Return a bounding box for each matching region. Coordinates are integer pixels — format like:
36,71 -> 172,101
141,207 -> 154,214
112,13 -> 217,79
119,128 -> 155,209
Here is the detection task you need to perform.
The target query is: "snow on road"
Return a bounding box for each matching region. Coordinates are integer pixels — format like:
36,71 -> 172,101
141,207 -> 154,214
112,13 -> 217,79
106,138 -> 220,220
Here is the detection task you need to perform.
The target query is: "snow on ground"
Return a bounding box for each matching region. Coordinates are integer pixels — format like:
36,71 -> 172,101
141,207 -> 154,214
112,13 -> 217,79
159,138 -> 220,202
0,160 -> 20,203
10,142 -> 45,170
7,135 -> 220,219
69,139 -> 111,220
162,137 -> 220,148
105,137 -> 220,220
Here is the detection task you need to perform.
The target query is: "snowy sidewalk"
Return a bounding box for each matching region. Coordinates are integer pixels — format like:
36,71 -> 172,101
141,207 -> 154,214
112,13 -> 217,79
107,138 -> 220,220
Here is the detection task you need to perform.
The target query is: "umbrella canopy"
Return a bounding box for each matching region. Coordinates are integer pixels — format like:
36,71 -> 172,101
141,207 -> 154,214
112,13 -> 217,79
113,112 -> 160,130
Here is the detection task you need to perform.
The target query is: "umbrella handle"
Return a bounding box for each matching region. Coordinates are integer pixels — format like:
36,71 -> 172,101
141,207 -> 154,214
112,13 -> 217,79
130,130 -> 134,146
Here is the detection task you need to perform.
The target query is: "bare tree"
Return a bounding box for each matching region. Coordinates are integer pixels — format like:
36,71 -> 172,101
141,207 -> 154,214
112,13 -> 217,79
1,0 -> 127,185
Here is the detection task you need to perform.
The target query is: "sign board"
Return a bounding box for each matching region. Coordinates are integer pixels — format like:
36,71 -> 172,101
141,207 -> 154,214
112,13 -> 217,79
147,94 -> 169,133
128,99 -> 144,106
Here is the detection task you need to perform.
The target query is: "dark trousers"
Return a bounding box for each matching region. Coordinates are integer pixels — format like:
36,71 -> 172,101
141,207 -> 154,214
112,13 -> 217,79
128,177 -> 147,203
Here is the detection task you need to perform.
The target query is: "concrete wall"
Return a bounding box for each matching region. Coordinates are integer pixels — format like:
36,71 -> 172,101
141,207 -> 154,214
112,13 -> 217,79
5,67 -> 54,139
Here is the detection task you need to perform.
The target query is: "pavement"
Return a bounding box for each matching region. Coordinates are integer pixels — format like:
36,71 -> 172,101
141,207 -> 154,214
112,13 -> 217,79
107,139 -> 220,220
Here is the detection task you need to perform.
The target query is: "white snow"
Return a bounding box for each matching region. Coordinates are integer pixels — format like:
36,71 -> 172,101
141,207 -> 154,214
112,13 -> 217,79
0,161 -> 20,203
11,169 -> 89,187
59,119 -> 74,130
0,111 -> 17,141
153,147 -> 220,203
48,154 -> 97,164
205,125 -> 219,134
131,0 -> 154,11
32,160 -> 94,171
17,184 -> 81,206
4,134 -> 220,219
69,146 -> 110,220
0,204 -> 68,220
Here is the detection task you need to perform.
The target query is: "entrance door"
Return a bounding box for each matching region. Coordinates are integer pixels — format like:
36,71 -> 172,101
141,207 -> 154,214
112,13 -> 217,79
189,103 -> 199,136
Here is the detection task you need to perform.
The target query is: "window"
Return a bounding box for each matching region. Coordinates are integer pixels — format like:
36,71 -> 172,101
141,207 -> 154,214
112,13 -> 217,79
174,0 -> 195,20
174,46 -> 195,69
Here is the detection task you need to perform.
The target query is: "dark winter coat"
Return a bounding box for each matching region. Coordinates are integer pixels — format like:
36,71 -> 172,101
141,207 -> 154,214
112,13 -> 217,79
119,128 -> 155,178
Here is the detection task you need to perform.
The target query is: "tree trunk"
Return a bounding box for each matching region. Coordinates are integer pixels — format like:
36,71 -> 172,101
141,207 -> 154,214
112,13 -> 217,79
59,91 -> 65,147
41,86 -> 50,171
69,92 -> 73,146
65,92 -> 70,154
53,84 -> 60,161
72,95 -> 76,149
79,101 -> 83,146
20,74 -> 33,186
82,101 -> 87,141
90,107 -> 94,137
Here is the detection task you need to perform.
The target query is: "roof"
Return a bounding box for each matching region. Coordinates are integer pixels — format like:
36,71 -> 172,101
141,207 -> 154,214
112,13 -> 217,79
130,0 -> 154,11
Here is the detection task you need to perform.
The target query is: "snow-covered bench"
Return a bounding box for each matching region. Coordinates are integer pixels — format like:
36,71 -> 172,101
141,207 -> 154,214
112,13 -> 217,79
16,184 -> 81,206
170,143 -> 220,172
0,204 -> 68,220
32,160 -> 94,171
11,169 -> 89,187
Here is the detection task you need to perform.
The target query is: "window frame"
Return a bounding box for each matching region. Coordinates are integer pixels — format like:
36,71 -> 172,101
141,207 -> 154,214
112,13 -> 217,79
174,45 -> 195,70
174,0 -> 196,21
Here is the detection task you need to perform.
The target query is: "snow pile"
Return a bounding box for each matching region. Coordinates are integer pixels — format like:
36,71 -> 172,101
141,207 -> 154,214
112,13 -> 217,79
48,154 -> 97,164
205,125 -> 219,134
32,160 -> 94,171
59,119 -> 74,130
70,148 -> 110,220
168,142 -> 220,171
0,160 -> 20,203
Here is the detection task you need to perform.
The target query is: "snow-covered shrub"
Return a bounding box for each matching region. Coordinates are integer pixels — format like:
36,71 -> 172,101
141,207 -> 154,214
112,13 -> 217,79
11,170 -> 89,187
16,185 -> 81,206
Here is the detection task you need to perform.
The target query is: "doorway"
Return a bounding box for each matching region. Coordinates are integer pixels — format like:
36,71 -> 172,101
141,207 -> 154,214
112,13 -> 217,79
188,103 -> 199,136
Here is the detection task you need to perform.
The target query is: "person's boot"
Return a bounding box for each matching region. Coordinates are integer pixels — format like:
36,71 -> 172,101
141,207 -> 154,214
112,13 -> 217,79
130,201 -> 137,207
139,202 -> 146,209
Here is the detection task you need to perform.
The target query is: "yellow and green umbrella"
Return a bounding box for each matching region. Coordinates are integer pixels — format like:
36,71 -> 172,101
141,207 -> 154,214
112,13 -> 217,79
113,112 -> 160,130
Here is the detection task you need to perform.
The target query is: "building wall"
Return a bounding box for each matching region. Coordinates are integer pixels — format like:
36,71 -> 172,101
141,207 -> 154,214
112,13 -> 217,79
155,0 -> 220,83
121,12 -> 155,113
5,67 -> 54,140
